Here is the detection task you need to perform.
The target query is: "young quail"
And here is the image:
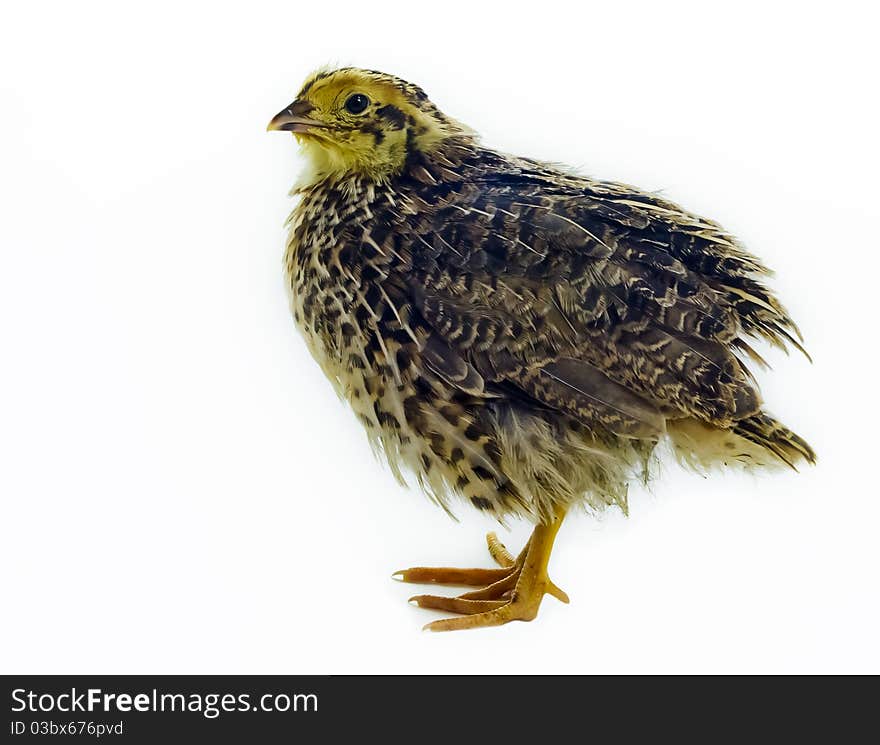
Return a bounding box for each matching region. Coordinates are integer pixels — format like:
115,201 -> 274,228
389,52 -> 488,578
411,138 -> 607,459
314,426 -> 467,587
268,67 -> 814,631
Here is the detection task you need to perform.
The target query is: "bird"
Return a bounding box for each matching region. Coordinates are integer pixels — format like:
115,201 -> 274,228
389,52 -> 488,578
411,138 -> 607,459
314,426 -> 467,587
268,67 -> 815,632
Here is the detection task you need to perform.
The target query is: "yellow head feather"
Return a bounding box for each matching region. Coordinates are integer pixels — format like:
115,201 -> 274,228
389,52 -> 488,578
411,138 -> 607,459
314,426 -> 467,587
269,67 -> 470,183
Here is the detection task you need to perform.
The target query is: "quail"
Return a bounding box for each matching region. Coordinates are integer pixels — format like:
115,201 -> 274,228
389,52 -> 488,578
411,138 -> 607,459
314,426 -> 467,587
268,67 -> 814,631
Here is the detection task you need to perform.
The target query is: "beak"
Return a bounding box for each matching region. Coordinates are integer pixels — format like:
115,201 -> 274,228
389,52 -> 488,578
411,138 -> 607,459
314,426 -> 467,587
267,100 -> 326,133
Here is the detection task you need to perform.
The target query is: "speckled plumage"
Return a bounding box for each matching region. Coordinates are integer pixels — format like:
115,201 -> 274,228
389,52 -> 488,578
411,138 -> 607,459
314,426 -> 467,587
275,68 -> 815,525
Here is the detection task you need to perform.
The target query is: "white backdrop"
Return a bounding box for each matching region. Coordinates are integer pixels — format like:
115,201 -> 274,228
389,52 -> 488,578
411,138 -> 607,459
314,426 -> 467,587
1,0 -> 877,674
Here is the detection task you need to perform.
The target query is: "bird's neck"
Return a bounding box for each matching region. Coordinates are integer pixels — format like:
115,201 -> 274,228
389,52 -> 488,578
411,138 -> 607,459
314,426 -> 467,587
293,134 -> 481,194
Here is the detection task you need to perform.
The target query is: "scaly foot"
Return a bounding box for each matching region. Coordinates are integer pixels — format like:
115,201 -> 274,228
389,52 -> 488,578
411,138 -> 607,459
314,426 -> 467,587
393,510 -> 569,631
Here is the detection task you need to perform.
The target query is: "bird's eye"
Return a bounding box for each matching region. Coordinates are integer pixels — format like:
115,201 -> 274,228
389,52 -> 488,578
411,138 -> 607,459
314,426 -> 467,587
344,93 -> 370,115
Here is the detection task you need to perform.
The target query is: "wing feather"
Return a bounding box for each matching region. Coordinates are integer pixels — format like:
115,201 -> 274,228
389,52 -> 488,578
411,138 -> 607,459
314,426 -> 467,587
381,148 -> 803,435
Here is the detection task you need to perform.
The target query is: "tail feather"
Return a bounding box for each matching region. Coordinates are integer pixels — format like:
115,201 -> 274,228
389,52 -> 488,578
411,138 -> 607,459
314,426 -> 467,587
732,413 -> 816,469
668,413 -> 815,472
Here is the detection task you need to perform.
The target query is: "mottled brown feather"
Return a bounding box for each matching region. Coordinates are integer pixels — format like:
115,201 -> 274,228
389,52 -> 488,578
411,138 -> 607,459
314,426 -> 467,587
283,69 -> 814,520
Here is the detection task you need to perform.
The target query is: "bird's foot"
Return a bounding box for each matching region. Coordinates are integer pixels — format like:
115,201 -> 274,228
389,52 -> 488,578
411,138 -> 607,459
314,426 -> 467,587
393,516 -> 568,632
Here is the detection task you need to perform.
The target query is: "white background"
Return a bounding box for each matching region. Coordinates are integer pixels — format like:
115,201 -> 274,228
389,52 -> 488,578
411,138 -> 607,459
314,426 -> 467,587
2,1 -> 878,674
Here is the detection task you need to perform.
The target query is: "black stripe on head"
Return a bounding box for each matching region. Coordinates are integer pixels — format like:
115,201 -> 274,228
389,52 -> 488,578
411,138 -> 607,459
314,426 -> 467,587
359,121 -> 386,144
410,85 -> 429,102
376,104 -> 407,130
297,70 -> 333,98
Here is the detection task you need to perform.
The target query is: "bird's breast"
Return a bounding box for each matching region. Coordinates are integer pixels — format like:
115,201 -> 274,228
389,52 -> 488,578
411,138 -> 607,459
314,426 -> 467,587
284,179 -> 408,401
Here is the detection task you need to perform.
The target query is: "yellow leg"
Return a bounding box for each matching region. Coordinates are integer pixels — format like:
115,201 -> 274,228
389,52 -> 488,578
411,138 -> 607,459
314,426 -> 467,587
393,508 -> 569,632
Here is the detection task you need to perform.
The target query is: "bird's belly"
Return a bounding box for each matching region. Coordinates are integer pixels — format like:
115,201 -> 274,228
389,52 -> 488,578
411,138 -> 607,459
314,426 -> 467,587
287,240 -> 642,520
292,297 -> 434,491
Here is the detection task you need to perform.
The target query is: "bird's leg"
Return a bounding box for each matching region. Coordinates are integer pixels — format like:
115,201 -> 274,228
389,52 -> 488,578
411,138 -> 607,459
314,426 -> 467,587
394,507 -> 569,631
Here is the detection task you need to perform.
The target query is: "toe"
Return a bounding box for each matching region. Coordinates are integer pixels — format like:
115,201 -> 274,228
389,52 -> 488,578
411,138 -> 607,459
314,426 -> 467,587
546,580 -> 570,604
409,595 -> 508,615
458,570 -> 518,600
485,532 -> 515,567
423,606 -> 518,632
392,567 -> 511,585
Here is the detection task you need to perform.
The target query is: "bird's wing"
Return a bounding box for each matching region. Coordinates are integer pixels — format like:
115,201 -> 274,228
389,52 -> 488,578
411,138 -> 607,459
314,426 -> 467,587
388,156 -> 801,436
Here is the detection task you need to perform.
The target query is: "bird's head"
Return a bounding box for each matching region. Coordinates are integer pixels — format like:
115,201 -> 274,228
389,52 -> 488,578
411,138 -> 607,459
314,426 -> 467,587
268,67 -> 468,183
